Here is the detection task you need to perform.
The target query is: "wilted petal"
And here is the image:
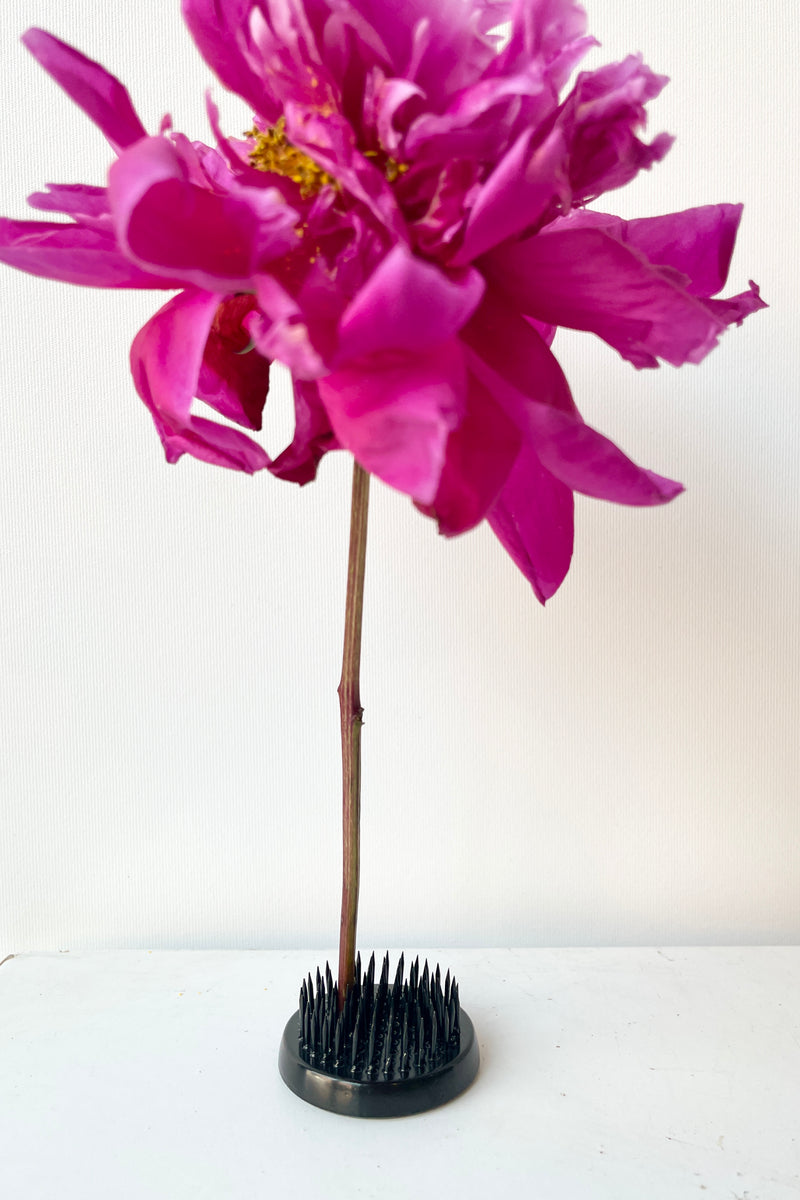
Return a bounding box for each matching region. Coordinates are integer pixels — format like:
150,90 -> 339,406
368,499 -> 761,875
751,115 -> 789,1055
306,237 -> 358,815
249,276 -> 329,379
337,245 -> 484,360
543,205 -> 767,324
612,204 -> 745,297
284,101 -> 404,236
181,0 -> 281,121
492,0 -> 594,90
455,126 -> 568,263
26,183 -> 112,230
531,409 -> 684,504
488,443 -> 574,603
464,289 -> 684,505
351,0 -> 503,104
705,280 -> 767,326
318,339 -> 467,503
197,293 -> 271,430
270,378 -> 340,484
22,28 -> 147,152
403,70 -> 548,164
559,55 -> 673,204
462,286 -> 577,414
108,136 -> 300,290
0,217 -> 182,288
130,289 -> 270,472
417,371 -> 521,535
482,226 -> 730,367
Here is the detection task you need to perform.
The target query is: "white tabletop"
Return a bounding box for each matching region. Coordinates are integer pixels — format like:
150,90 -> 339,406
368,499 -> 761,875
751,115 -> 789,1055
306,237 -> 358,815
1,947 -> 798,1199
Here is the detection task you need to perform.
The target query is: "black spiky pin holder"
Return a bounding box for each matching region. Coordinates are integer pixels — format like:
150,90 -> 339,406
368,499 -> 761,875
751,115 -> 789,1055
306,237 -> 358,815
279,952 -> 479,1117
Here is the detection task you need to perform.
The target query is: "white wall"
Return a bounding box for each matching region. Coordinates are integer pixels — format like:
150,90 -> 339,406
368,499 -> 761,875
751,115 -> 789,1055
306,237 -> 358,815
1,0 -> 797,953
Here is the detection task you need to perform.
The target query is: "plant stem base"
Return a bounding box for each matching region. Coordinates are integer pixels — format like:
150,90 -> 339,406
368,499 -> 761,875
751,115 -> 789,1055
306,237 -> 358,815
278,952 -> 480,1118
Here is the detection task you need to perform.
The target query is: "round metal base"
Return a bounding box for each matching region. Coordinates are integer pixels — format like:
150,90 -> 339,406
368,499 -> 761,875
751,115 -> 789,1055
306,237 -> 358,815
279,1007 -> 479,1118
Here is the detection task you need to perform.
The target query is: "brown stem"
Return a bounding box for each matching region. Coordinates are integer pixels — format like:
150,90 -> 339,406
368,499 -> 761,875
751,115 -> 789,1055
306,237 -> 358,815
337,460 -> 370,1007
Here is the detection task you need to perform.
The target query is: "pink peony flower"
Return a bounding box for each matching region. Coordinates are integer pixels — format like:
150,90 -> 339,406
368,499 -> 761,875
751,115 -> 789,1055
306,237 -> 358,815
0,2 -> 765,600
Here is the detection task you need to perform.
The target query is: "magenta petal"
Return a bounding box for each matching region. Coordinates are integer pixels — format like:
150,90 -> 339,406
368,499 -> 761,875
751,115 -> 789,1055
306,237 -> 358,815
495,0 -> 592,90
464,289 -> 684,506
130,290 -> 270,472
181,0 -> 280,122
557,205 -> 746,298
402,70 -> 550,164
418,371 -> 521,536
544,206 -> 767,322
488,444 -> 574,604
483,226 -> 729,367
284,101 -> 404,237
455,126 -> 568,264
197,294 -> 271,430
318,340 -> 467,503
0,217 -> 182,288
22,29 -> 147,152
559,55 -> 673,203
336,245 -> 484,361
531,411 -> 684,505
372,77 -> 426,156
351,0 -> 501,104
619,205 -> 745,298
269,378 -> 340,484
705,280 -> 767,326
463,287 -> 577,415
249,276 -> 328,379
108,137 -> 299,289
26,183 -> 111,229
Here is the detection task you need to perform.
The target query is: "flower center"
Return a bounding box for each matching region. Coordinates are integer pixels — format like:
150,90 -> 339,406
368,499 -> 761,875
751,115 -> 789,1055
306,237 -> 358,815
245,117 -> 336,198
245,118 -> 410,198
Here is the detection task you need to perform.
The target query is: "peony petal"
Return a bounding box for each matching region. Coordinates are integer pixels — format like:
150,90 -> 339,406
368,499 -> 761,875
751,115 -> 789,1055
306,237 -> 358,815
270,378 -> 340,484
336,245 -> 484,361
464,288 -> 684,505
318,339 -> 467,503
455,126 -> 568,264
130,289 -> 270,472
283,101 -> 405,237
181,0 -> 281,121
491,0 -> 595,91
22,28 -> 147,152
614,204 -> 745,297
0,217 -> 182,288
488,442 -> 574,603
482,226 -> 730,367
197,294 -> 271,430
249,275 -> 330,379
417,370 -> 521,536
705,280 -> 767,326
531,411 -> 684,505
558,55 -> 673,204
108,136 -> 300,290
371,76 -> 426,157
402,70 -> 550,164
26,183 -> 111,229
351,0 -> 503,104
462,286 -> 577,414
543,206 -> 767,322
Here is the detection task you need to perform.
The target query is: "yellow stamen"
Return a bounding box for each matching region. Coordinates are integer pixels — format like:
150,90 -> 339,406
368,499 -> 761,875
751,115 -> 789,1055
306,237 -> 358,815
385,158 -> 410,185
245,118 -> 410,199
363,148 -> 409,184
245,117 -> 336,199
